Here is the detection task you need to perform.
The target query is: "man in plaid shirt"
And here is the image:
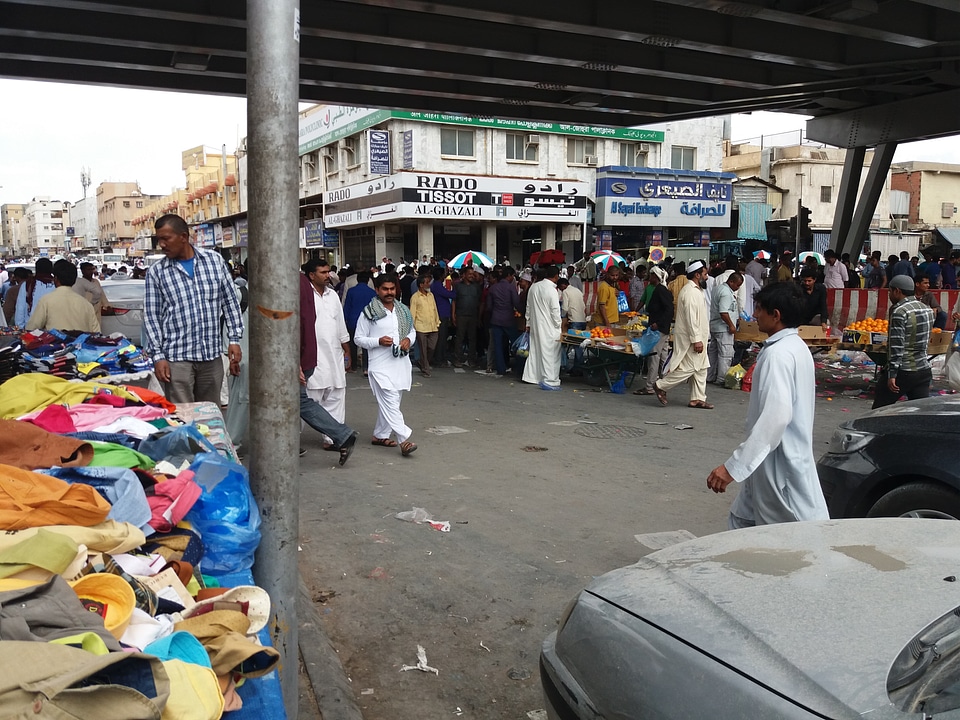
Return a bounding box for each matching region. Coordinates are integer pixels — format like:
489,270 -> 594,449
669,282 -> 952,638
145,214 -> 243,404
873,274 -> 934,409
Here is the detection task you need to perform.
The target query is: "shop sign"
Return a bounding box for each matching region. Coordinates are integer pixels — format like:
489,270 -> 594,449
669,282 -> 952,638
402,130 -> 414,170
235,218 -> 248,247
596,174 -> 734,228
222,225 -> 235,248
322,229 -> 340,248
368,130 -> 391,175
299,105 -> 391,155
304,218 -> 325,247
195,223 -> 216,248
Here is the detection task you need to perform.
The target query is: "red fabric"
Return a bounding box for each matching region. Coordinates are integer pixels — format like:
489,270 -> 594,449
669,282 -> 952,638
84,391 -> 128,408
22,404 -> 77,433
741,363 -> 755,393
147,469 -> 202,533
126,386 -> 177,413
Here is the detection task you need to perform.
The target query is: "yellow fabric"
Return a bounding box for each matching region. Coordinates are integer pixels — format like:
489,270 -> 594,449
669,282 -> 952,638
668,275 -> 689,314
0,373 -> 141,419
410,290 -> 441,332
161,660 -> 224,720
0,521 -> 146,555
25,285 -> 102,333
0,464 -> 111,530
592,281 -> 619,325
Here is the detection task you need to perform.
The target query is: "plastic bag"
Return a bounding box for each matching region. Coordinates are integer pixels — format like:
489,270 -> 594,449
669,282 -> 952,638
184,452 -> 261,575
947,353 -> 960,391
138,423 -> 219,465
512,331 -> 530,358
741,363 -> 756,392
610,371 -> 630,394
616,291 -> 630,313
724,363 -> 746,390
637,327 -> 662,356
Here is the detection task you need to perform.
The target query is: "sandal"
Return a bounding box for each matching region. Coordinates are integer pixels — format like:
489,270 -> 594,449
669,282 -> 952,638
688,401 -> 715,410
371,437 -> 398,447
654,387 -> 668,406
339,432 -> 358,466
633,388 -> 655,396
322,443 -> 339,452
400,440 -> 418,457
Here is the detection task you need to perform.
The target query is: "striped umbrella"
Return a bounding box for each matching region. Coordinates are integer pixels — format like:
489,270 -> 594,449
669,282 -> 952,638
799,251 -> 825,266
591,251 -> 626,270
449,250 -> 494,268
753,250 -> 772,260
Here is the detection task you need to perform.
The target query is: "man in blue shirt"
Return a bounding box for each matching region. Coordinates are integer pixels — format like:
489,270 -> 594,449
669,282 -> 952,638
891,251 -> 915,280
942,252 -> 959,290
145,214 -> 243,404
343,271 -> 377,375
429,268 -> 455,368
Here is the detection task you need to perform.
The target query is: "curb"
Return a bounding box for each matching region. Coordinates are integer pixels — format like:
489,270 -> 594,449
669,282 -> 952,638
298,578 -> 365,720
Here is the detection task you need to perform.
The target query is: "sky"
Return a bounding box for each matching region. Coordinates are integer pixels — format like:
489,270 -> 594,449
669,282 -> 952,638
1,78 -> 958,207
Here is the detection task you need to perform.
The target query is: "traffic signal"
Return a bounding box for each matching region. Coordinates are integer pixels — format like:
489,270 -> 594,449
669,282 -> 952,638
789,215 -> 798,241
799,206 -> 812,241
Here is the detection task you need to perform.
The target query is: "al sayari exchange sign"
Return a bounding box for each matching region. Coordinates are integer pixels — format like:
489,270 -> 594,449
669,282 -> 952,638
594,170 -> 737,228
322,172 -> 590,228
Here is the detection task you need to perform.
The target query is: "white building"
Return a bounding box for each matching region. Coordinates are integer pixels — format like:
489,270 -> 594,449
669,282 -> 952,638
297,105 -> 730,267
23,197 -> 70,256
69,196 -> 99,251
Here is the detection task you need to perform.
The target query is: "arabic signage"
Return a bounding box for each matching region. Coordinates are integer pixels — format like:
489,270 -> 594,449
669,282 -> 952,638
368,130 -> 391,175
595,173 -> 735,228
195,223 -> 216,248
304,218 -> 325,247
322,229 -> 340,248
402,130 -> 414,170
299,104 -> 664,156
323,172 -> 589,228
235,219 -> 248,247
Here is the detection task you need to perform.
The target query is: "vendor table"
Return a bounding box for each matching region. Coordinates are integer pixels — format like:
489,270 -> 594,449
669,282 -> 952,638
561,336 -> 646,391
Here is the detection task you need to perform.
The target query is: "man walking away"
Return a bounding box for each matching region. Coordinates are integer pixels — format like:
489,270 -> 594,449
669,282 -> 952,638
873,275 -> 933,409
633,266 -> 673,396
354,273 -> 418,456
430,268 -> 455,367
14,257 -> 55,328
144,214 -> 242,404
522,265 -> 563,391
706,282 -> 828,528
410,274 -> 440,377
343,271 -> 376,376
707,271 -> 743,386
26,259 -> 101,333
487,267 -> 521,376
453,268 -> 482,367
653,261 -> 712,409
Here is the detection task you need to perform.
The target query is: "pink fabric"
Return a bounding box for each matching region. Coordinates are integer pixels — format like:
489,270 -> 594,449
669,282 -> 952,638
19,403 -> 168,432
147,469 -> 202,532
22,404 -> 77,433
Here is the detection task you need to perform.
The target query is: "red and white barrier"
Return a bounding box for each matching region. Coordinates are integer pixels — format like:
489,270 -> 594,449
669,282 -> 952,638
828,288 -> 958,329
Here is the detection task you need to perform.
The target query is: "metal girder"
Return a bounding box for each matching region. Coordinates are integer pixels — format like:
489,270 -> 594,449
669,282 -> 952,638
829,146 -> 867,256
833,143 -> 898,258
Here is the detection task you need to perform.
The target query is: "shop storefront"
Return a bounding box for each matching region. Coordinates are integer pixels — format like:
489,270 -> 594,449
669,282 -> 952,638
323,171 -> 590,268
594,167 -> 737,258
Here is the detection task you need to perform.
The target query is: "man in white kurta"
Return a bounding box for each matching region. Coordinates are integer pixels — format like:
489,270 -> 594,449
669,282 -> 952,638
707,282 -> 828,528
354,275 -> 419,456
522,267 -> 563,390
654,262 -> 712,408
305,262 -> 351,446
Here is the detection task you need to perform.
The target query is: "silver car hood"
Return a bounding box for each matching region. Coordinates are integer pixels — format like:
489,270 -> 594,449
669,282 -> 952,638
586,519 -> 960,718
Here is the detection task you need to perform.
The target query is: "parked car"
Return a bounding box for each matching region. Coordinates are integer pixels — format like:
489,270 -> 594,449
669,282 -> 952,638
100,278 -> 145,346
817,396 -> 960,520
541,519 -> 960,720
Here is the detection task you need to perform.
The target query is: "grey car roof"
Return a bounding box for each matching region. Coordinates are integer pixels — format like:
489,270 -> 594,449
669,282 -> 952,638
586,519 -> 960,718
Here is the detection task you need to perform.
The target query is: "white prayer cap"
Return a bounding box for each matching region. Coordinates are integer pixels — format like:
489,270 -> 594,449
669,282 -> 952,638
686,260 -> 705,273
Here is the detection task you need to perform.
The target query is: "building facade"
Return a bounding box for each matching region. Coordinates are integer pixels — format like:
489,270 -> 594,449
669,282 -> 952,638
0,204 -> 24,257
890,161 -> 960,230
22,197 -> 70,256
69,196 -> 99,251
97,182 -> 153,249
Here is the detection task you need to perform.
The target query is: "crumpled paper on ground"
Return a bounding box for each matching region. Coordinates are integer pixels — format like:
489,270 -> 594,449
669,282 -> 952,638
400,644 -> 439,674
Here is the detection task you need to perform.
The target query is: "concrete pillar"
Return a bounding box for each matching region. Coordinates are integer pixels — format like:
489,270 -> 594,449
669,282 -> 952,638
374,223 -> 387,263
542,224 -> 556,250
247,0 -> 300,716
482,223 -> 497,259
418,220 -> 434,261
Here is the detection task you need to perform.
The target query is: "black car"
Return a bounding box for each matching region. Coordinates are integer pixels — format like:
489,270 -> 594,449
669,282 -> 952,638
817,396 -> 960,519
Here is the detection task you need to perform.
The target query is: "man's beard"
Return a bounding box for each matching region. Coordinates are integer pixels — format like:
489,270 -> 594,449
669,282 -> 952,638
698,278 -> 707,289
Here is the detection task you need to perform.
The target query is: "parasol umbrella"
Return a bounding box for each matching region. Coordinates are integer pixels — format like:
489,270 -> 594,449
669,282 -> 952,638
753,250 -> 772,260
449,250 -> 494,269
799,251 -> 825,266
591,251 -> 626,270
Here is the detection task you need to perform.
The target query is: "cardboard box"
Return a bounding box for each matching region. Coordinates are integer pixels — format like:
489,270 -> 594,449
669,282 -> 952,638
798,326 -> 828,340
928,331 -> 952,354
735,321 -> 768,342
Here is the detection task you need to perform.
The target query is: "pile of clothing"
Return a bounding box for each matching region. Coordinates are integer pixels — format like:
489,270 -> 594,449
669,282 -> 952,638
0,335 -> 22,384
0,373 -> 276,719
18,330 -> 152,381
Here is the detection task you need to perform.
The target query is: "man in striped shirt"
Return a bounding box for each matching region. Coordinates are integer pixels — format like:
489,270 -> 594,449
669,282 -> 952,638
873,274 -> 933,409
145,214 -> 243,404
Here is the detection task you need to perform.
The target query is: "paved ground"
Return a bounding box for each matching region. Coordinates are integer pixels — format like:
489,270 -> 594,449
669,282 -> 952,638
295,350 -> 952,720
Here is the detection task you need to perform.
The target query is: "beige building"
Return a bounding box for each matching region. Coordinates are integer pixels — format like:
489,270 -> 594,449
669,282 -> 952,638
890,162 -> 960,229
723,143 -> 892,231
0,204 -> 24,256
98,182 -> 157,249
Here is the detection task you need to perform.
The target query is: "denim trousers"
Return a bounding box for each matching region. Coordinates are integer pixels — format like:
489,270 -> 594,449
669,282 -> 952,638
300,368 -> 353,446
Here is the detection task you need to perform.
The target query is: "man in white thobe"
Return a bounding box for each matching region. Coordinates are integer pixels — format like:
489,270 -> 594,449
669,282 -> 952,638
654,261 -> 712,409
304,260 -> 351,447
707,282 -> 828,529
354,274 -> 419,456
522,266 -> 563,390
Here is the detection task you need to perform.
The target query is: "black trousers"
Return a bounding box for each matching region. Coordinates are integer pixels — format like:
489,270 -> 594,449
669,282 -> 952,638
873,367 -> 932,409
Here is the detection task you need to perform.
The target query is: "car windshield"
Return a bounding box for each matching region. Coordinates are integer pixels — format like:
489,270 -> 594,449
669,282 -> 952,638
102,281 -> 144,303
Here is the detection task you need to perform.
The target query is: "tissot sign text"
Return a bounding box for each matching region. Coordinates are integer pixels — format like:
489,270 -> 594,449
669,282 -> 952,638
323,172 -> 589,227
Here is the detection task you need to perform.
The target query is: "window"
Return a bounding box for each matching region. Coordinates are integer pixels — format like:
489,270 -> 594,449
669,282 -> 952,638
136,201 -> 143,208
440,128 -> 474,157
124,220 -> 131,226
343,136 -> 361,167
820,186 -> 832,203
619,142 -> 647,167
123,201 -> 131,208
671,146 -> 696,170
567,138 -> 596,164
505,132 -> 538,162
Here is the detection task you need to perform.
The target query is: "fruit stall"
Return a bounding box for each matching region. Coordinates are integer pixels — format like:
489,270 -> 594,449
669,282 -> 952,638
561,314 -> 648,391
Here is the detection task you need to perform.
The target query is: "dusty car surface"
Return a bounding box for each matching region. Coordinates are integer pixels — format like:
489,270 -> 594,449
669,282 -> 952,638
541,519 -> 960,719
818,396 -> 960,520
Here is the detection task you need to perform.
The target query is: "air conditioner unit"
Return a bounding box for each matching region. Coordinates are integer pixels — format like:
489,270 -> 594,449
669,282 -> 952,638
525,134 -> 540,144
320,146 -> 335,158
942,202 -> 956,219
895,218 -> 909,231
217,191 -> 223,198
639,143 -> 651,151
193,199 -> 201,206
229,185 -> 237,192
583,155 -> 598,166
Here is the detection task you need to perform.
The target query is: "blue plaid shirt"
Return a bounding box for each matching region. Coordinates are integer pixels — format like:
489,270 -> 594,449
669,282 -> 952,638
144,247 -> 243,362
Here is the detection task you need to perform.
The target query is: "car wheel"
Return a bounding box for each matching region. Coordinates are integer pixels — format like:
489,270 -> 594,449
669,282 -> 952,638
867,481 -> 960,520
